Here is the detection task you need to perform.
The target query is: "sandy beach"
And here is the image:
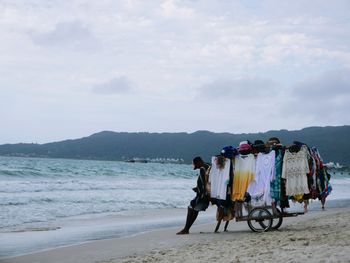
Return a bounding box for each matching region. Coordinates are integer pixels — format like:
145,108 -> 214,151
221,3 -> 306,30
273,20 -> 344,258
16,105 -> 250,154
3,206 -> 350,263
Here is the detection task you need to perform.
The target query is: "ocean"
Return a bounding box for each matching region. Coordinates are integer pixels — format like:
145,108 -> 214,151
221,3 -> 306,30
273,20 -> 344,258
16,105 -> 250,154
0,156 -> 349,259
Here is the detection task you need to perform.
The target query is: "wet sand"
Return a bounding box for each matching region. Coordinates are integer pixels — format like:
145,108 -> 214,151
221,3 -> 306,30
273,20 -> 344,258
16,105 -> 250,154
3,206 -> 350,263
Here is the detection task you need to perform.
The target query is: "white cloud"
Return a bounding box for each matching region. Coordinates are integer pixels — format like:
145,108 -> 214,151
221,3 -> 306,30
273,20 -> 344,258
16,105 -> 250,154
0,0 -> 350,143
292,69 -> 350,100
31,21 -> 100,50
160,0 -> 196,19
92,76 -> 135,95
281,69 -> 350,122
197,77 -> 277,100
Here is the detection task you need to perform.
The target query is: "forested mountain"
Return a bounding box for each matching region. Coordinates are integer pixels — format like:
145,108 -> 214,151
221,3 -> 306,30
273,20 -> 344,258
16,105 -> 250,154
0,126 -> 349,165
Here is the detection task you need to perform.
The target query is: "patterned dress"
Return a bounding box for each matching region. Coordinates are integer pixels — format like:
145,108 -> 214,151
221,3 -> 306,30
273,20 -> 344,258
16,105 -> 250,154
270,149 -> 283,201
281,146 -> 310,196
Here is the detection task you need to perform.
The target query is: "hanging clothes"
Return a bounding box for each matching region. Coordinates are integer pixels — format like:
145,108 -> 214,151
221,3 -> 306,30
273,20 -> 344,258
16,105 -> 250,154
318,166 -> 332,198
311,147 -> 332,199
231,154 -> 255,201
209,156 -> 230,200
270,148 -> 283,201
308,148 -> 318,199
281,145 -> 310,196
247,151 -> 275,206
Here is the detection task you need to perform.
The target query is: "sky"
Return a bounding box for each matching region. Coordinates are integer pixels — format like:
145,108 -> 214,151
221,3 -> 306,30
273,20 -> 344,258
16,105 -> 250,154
1,0 -> 349,143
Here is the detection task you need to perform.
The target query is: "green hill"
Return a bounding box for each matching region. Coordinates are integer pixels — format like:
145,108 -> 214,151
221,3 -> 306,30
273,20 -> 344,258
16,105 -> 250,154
0,126 -> 349,165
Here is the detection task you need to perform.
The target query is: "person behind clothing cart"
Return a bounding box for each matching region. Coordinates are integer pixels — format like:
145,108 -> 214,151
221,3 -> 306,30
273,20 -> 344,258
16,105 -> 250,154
176,156 -> 210,235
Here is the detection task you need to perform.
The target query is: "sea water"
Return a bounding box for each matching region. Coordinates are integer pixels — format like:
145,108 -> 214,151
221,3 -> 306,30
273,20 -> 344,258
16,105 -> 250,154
0,156 -> 349,258
0,156 -> 215,258
0,156 -> 196,230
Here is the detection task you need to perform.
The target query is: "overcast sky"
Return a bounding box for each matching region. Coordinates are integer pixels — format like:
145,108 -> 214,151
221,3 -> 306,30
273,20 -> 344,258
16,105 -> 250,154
1,0 -> 349,143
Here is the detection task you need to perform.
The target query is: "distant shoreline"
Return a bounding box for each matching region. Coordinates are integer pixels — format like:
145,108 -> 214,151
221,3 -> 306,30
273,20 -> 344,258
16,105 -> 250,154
1,125 -> 349,165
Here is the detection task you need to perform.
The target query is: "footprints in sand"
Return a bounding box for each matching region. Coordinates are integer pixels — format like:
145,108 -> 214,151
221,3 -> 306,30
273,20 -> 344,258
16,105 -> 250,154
104,211 -> 350,263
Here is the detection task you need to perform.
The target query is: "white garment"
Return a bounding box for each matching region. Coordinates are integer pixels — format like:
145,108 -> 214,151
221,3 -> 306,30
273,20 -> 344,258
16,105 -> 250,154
247,151 -> 275,206
281,145 -> 310,196
209,156 -> 230,200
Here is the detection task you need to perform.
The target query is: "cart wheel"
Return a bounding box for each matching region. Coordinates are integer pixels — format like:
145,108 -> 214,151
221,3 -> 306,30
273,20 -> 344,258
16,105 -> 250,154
271,207 -> 283,230
260,207 -> 283,230
247,208 -> 272,232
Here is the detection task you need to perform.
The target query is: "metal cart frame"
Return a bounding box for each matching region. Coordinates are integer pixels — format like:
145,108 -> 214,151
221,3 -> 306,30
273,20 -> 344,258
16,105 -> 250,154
235,205 -> 304,232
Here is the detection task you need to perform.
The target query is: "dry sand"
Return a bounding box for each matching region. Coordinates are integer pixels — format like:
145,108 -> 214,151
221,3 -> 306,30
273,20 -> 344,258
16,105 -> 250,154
3,207 -> 350,263
99,207 -> 350,263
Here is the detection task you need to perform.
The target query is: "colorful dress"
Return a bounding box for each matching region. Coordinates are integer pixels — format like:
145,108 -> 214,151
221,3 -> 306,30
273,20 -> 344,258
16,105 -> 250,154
231,154 -> 255,201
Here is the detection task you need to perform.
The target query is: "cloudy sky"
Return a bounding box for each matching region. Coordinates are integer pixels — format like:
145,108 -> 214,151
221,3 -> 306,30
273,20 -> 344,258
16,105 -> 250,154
1,0 -> 349,143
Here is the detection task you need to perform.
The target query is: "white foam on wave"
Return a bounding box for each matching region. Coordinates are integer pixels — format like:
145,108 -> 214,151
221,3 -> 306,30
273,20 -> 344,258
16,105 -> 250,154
0,207 -> 216,259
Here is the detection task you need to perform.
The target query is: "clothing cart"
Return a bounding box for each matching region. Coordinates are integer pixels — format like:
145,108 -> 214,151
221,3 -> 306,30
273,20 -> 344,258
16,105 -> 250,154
234,205 -> 304,232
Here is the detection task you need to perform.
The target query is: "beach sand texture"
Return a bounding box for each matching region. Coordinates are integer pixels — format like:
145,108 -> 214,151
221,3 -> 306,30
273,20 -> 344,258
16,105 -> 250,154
99,208 -> 350,263
4,207 -> 350,263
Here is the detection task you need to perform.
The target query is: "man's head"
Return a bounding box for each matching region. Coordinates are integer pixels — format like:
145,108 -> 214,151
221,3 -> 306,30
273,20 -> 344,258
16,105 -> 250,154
192,156 -> 204,169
